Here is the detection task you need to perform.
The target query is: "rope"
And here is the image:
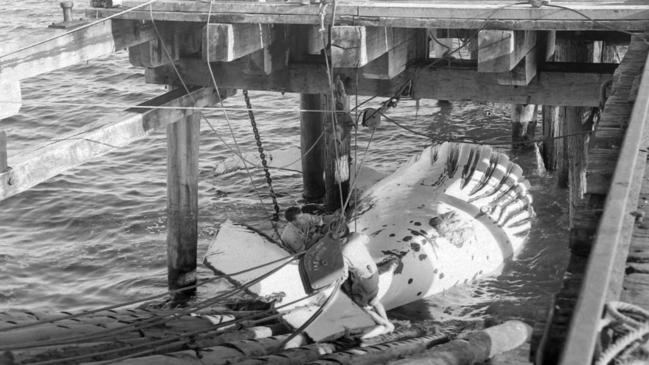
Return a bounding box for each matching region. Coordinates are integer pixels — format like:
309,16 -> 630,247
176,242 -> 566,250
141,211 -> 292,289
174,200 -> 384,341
35,292 -> 318,365
1,253 -> 302,351
0,253 -> 301,333
596,301 -> 649,365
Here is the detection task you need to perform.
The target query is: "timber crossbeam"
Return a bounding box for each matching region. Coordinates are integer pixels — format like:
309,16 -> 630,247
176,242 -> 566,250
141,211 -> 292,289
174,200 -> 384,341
0,87 -> 231,202
87,1 -> 649,31
145,57 -> 614,107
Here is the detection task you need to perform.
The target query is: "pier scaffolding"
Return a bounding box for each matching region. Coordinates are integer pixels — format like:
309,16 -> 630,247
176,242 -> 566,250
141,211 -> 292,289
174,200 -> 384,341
1,0 -> 649,363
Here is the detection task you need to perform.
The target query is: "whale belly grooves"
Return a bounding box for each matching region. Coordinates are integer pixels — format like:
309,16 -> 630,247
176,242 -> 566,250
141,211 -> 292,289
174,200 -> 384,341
204,142 -> 534,341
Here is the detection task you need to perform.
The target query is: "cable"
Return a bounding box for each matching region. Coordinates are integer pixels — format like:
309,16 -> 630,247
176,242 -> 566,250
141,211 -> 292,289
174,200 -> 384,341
1,252 -> 302,351
33,292 -> 318,365
0,253 -> 300,333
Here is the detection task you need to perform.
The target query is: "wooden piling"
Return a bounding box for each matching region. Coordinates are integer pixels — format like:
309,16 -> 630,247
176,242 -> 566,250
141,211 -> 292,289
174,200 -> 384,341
0,131 -> 7,173
323,77 -> 352,212
511,104 -> 537,149
389,321 -> 532,365
300,94 -> 325,202
167,112 -> 200,301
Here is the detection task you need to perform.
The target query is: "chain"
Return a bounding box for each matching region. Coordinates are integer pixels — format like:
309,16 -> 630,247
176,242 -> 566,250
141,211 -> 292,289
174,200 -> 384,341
243,90 -> 281,223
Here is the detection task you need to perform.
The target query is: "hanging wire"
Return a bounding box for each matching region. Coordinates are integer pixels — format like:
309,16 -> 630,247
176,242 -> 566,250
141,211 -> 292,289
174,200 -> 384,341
204,0 -> 281,234
33,291 -> 318,365
1,253 -> 301,352
0,252 -> 301,333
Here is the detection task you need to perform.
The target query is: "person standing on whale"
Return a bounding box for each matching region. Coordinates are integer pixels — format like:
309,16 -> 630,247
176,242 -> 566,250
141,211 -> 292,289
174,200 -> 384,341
332,223 -> 396,339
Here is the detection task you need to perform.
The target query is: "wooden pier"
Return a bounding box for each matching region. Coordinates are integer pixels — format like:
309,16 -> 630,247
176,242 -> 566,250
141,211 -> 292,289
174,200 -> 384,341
2,0 -> 649,363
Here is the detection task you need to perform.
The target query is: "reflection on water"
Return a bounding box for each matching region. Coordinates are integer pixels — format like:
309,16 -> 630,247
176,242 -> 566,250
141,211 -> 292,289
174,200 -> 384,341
0,2 -> 568,334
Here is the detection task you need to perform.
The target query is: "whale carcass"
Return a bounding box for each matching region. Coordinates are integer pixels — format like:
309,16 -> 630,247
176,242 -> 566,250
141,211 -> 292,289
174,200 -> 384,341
204,142 -> 534,341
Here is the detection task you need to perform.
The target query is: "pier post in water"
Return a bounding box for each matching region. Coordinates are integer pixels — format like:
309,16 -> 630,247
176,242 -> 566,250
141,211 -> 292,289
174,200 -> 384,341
166,111 -> 200,302
511,104 -> 537,149
300,94 -> 325,202
0,131 -> 7,173
323,77 -> 352,212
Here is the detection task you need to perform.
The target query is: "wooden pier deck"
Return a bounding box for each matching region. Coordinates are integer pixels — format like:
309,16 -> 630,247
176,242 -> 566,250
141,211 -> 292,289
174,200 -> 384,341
2,0 -> 649,363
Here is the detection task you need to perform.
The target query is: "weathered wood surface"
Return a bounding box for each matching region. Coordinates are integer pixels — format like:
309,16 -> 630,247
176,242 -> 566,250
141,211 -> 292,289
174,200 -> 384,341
559,39 -> 649,365
328,27 -> 414,68
0,87 -> 226,202
621,159 -> 649,310
167,111 -> 200,298
477,30 -> 536,73
0,19 -> 154,84
389,321 -> 532,365
203,23 -> 273,62
0,131 -> 7,173
323,76 -> 352,211
312,332 -> 447,365
1,305 -> 284,364
0,80 -> 21,120
87,1 -> 649,31
300,94 -> 325,202
147,58 -> 613,107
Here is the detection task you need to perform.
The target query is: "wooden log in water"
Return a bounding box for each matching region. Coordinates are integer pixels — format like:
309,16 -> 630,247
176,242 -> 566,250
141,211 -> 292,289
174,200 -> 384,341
167,112 -> 200,301
98,334 -> 305,365
7,324 -> 286,364
233,343 -> 336,365
312,332 -> 448,365
387,321 -> 532,365
300,93 -> 325,202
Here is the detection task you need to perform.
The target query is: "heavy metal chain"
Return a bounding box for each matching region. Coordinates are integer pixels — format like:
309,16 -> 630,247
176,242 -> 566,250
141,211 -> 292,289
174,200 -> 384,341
243,90 -> 281,222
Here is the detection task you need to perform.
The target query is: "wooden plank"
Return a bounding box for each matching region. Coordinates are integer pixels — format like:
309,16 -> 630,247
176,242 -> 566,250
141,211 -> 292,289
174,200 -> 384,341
202,23 -> 272,62
0,19 -> 155,84
478,30 -> 536,73
88,2 -> 649,31
0,80 -> 21,120
146,58 -> 612,106
559,51 -> 649,365
167,111 -> 199,300
0,87 -> 225,202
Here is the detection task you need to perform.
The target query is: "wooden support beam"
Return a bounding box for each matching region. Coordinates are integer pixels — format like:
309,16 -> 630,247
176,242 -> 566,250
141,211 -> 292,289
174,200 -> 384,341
167,111 -> 200,301
0,87 -> 226,202
361,29 -> 422,80
478,30 -> 537,72
0,80 -> 21,120
88,2 -> 649,31
324,76 -> 352,211
325,27 -> 413,68
300,94 -> 325,202
0,19 -> 155,84
146,58 -> 613,107
0,131 -> 7,173
202,23 -> 272,62
129,23 -> 179,68
511,104 -> 537,149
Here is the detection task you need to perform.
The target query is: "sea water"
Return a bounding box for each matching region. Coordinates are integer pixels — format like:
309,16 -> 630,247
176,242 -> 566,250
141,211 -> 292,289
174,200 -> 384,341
0,1 -> 569,331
